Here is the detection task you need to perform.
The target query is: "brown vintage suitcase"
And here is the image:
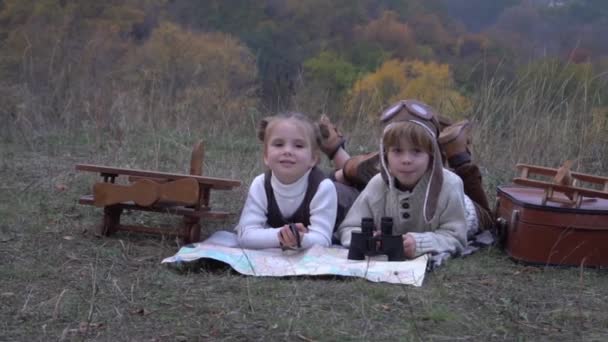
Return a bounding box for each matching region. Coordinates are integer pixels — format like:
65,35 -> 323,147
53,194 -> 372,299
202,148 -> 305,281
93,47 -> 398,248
496,185 -> 608,267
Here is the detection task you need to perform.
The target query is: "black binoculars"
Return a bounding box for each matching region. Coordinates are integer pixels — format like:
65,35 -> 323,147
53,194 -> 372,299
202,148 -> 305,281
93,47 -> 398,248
347,217 -> 405,261
281,223 -> 301,251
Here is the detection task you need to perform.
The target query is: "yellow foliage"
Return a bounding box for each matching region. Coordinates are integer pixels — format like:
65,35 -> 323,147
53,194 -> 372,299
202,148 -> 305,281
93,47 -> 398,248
351,59 -> 405,105
348,59 -> 470,120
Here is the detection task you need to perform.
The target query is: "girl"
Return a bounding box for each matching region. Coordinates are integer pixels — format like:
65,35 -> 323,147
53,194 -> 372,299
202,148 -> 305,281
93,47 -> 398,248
236,112 -> 338,249
337,119 -> 468,259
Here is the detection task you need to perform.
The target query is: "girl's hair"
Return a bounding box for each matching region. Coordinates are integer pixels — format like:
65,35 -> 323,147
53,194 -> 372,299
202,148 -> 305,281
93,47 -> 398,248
256,111 -> 322,154
382,121 -> 434,156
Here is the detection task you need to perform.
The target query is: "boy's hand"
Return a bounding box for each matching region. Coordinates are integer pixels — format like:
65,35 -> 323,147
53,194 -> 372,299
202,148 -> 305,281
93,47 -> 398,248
278,223 -> 308,249
402,234 -> 416,259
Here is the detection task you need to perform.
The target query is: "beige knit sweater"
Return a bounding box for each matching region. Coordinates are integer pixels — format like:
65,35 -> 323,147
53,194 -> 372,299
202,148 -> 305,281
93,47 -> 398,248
338,168 -> 467,257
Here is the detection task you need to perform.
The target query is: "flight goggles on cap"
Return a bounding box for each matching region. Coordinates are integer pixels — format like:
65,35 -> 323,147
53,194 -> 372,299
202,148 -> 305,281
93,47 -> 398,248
379,99 -> 440,135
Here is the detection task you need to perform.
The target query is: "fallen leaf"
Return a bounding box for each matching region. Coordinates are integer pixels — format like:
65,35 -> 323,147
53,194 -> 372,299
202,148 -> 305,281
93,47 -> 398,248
73,322 -> 104,334
479,278 -> 497,286
0,233 -> 14,242
297,334 -> 316,342
55,183 -> 68,192
522,266 -> 541,273
66,252 -> 80,261
134,256 -> 156,262
129,308 -> 151,316
63,213 -> 81,219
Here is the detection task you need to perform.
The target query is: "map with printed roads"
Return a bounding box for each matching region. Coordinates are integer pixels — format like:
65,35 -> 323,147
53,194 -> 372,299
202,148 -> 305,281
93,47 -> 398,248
162,231 -> 428,286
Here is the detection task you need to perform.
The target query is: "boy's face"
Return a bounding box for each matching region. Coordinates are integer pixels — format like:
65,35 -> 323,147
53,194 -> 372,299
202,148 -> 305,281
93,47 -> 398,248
386,138 -> 430,189
264,120 -> 318,184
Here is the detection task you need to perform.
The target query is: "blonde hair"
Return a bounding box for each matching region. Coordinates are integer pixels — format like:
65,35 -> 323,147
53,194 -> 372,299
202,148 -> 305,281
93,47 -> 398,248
382,121 -> 434,156
256,112 -> 322,157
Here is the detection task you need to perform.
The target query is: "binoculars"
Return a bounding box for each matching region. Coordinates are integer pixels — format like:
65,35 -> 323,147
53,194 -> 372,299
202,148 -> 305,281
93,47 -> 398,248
281,223 -> 301,251
347,217 -> 405,261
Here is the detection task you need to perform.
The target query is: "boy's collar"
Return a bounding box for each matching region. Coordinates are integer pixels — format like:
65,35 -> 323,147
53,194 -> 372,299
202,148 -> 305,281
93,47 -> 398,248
380,168 -> 430,193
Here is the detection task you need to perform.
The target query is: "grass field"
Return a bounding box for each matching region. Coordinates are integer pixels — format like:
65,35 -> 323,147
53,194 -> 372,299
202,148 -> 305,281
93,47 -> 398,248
1,118 -> 607,341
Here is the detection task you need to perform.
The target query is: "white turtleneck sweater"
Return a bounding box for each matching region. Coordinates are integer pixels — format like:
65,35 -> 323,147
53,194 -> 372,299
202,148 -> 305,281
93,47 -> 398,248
235,169 -> 337,249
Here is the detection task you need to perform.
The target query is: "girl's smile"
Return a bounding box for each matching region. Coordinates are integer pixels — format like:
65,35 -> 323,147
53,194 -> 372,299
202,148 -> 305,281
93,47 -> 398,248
264,120 -> 318,184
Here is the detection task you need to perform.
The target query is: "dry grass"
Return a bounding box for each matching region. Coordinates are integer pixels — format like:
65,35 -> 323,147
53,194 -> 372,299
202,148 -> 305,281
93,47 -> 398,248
2,64 -> 608,341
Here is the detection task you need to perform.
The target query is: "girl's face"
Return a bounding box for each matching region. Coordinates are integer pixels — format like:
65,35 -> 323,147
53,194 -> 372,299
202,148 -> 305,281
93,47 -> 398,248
264,119 -> 318,184
386,138 -> 430,189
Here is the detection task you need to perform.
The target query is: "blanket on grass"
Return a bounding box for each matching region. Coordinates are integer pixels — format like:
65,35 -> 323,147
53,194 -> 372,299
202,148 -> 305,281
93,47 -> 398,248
162,231 -> 428,286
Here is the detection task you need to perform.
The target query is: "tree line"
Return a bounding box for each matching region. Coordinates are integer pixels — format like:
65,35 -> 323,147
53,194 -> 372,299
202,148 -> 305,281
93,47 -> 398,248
1,0 -> 606,132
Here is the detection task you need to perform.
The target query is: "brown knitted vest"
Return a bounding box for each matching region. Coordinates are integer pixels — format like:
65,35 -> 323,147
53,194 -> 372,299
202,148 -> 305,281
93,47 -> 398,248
264,167 -> 326,228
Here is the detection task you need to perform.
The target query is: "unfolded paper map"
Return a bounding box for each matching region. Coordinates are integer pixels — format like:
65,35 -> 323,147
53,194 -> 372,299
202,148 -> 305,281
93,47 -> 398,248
162,231 -> 428,286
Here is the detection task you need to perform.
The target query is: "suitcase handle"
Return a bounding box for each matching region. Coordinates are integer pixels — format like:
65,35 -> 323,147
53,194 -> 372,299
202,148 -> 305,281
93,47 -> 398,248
510,209 -> 520,232
494,198 -> 507,247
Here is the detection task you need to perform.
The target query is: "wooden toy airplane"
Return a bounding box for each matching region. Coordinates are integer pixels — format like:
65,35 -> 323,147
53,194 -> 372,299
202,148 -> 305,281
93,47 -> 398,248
513,160 -> 608,208
93,177 -> 199,207
76,140 -> 241,243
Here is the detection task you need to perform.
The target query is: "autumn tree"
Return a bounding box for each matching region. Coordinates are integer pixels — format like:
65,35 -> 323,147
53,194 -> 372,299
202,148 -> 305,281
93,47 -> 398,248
348,59 -> 470,120
165,0 -> 369,110
354,10 -> 416,59
303,51 -> 358,94
0,0 -> 151,131
455,33 -> 490,58
409,13 -> 454,57
122,22 -> 258,126
440,0 -> 521,32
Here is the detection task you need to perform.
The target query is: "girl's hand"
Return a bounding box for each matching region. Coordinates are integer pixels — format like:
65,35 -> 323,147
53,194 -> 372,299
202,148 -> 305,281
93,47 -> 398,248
278,223 -> 308,248
402,233 -> 416,259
